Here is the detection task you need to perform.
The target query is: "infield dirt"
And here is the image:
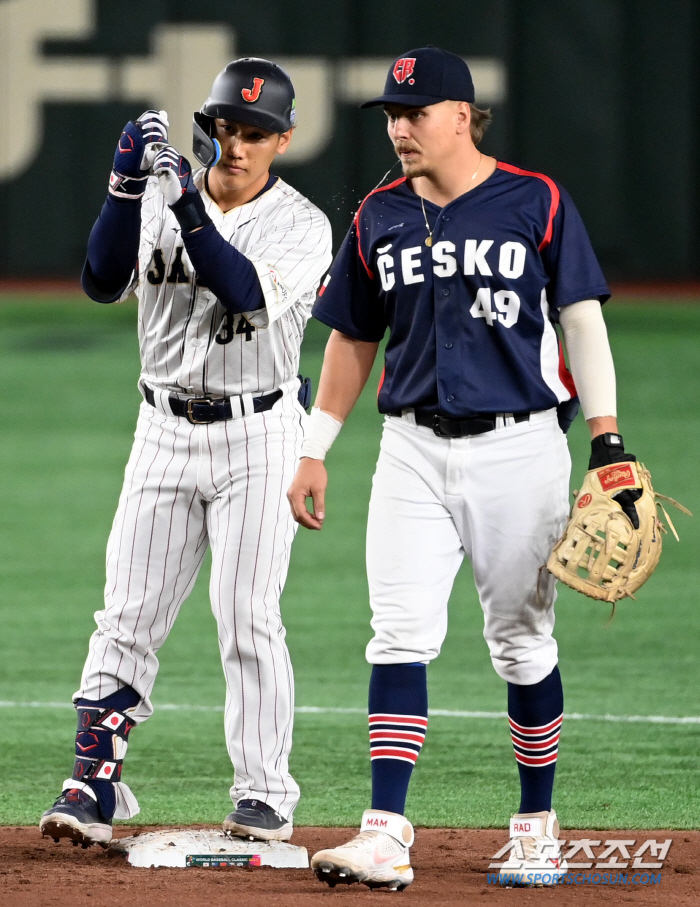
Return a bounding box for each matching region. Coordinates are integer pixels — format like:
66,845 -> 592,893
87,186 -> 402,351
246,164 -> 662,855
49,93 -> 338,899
0,826 -> 697,906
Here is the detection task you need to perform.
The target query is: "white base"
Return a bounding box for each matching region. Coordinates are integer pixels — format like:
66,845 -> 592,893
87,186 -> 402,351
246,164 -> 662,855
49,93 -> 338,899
110,828 -> 309,869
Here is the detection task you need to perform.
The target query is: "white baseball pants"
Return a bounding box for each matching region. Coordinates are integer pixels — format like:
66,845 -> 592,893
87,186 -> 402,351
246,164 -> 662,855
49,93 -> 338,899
365,409 -> 571,685
77,392 -> 305,819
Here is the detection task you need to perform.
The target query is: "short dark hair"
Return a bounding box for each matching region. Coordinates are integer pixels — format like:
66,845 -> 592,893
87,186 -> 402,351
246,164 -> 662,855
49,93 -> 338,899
470,104 -> 492,145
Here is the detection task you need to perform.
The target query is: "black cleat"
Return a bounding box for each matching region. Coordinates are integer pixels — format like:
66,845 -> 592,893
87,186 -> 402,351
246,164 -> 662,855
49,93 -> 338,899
222,799 -> 293,842
40,788 -> 112,848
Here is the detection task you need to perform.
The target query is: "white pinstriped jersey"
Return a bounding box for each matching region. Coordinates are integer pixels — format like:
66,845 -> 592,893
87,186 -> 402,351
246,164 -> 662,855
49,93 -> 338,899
122,171 -> 332,398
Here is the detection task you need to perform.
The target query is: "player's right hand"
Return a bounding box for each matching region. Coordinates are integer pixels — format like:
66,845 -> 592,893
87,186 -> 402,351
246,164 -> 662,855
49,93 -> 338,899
113,109 -> 169,178
287,458 -> 328,530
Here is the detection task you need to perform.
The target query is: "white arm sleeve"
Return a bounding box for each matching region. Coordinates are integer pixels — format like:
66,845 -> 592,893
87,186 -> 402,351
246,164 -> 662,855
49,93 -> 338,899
558,299 -> 617,420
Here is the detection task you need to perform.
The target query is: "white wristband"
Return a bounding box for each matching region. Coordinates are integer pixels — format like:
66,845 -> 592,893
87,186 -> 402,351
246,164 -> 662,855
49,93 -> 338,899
300,407 -> 343,461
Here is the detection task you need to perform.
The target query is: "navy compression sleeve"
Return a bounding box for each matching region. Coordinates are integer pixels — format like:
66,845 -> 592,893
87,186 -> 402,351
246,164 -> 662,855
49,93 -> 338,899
82,195 -> 141,303
181,222 -> 265,314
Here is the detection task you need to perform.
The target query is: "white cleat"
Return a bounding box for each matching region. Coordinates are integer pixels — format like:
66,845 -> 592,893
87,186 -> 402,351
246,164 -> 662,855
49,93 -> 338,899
497,809 -> 568,886
311,809 -> 414,890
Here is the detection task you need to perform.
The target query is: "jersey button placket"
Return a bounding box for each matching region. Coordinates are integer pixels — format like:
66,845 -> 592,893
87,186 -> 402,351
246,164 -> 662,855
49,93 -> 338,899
433,215 -> 458,415
182,282 -> 212,393
180,333 -> 202,392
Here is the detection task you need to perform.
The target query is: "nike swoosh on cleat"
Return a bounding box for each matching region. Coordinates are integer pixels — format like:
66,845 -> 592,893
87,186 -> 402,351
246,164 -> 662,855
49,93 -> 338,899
372,848 -> 403,865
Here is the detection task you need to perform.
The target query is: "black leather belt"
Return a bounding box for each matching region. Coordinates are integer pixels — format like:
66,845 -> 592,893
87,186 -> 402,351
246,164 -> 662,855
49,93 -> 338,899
411,409 -> 530,438
143,384 -> 283,425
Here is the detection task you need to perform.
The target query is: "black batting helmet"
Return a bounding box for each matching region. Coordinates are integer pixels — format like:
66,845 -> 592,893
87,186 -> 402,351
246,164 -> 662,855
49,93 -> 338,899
193,58 -> 296,166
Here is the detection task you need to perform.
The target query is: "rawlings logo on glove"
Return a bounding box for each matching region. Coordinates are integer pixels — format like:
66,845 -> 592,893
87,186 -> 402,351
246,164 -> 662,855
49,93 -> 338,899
547,461 -> 691,604
597,463 -> 637,492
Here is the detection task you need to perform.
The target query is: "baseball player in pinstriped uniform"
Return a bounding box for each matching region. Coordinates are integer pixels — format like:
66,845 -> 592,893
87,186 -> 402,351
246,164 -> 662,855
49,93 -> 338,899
289,47 -> 641,889
40,58 -> 331,848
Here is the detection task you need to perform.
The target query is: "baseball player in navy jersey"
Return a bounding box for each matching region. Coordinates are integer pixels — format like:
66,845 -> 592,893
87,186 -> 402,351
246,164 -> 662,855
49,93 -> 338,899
40,58 -> 331,848
288,47 -> 642,889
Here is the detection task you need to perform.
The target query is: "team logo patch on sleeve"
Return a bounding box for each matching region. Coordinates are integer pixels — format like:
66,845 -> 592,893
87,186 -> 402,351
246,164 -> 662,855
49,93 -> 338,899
393,58 -> 416,84
597,463 -> 637,491
241,78 -> 265,102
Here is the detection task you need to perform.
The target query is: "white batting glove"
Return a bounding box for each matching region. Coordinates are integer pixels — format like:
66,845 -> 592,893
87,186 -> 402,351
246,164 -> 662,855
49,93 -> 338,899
152,144 -> 211,232
152,145 -> 191,206
136,110 -> 169,153
136,109 -> 169,171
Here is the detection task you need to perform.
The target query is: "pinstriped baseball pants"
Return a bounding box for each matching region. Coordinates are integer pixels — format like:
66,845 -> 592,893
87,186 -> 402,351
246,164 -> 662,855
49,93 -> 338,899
77,394 -> 305,819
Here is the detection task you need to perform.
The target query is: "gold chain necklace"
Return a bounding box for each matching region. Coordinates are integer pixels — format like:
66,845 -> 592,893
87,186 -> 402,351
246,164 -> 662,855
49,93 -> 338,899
419,152 -> 483,247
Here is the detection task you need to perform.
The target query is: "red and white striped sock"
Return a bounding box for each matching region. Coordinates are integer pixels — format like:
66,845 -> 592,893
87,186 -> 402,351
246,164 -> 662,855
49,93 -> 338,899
369,713 -> 428,765
507,665 -> 564,813
368,663 -> 428,815
509,713 -> 562,768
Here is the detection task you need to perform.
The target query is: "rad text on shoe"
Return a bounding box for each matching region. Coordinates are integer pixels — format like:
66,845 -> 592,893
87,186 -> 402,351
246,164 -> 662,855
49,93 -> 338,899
497,810 -> 567,887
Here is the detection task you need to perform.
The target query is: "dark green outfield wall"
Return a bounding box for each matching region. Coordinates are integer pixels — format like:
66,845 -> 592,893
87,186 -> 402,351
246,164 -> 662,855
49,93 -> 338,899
0,0 -> 698,280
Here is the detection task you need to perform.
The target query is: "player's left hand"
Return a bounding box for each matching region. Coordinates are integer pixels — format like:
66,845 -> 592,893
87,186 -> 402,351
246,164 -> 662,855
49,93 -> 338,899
548,460 -> 690,603
136,109 -> 169,145
588,432 -> 641,528
113,109 -> 169,178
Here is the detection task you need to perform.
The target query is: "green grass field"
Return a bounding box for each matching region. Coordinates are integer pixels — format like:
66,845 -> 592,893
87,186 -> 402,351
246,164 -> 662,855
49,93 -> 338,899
0,298 -> 698,830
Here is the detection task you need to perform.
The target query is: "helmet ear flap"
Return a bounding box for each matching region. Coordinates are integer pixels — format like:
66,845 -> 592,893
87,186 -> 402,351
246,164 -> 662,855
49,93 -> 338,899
192,112 -> 221,167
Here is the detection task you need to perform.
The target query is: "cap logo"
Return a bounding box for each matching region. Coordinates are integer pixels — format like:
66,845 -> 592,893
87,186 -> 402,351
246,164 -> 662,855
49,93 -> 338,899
393,58 -> 416,85
241,77 -> 265,103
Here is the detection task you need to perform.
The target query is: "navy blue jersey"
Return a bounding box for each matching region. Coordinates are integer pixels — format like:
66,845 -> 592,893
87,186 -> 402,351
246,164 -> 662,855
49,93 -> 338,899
313,163 -> 609,417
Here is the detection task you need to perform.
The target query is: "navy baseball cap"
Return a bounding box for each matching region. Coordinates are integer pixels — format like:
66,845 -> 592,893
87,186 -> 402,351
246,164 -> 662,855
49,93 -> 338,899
360,46 -> 475,109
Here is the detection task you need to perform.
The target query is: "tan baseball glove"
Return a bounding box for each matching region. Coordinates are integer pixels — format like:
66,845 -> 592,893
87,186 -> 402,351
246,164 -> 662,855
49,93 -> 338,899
547,461 -> 691,603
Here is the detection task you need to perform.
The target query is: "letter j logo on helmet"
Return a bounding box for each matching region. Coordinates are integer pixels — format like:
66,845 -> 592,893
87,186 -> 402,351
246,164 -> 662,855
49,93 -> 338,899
241,77 -> 265,102
393,58 -> 416,84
